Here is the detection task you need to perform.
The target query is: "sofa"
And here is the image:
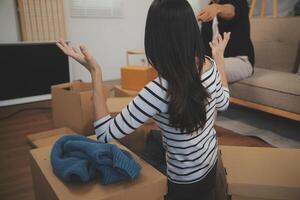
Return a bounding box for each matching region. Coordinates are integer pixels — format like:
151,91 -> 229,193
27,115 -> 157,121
229,17 -> 300,121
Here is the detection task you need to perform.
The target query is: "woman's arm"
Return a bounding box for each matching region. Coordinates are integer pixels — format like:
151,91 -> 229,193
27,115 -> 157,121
197,3 -> 235,22
90,69 -> 109,120
56,40 -> 167,143
215,4 -> 235,20
209,33 -> 231,89
56,40 -> 109,120
212,52 -> 228,89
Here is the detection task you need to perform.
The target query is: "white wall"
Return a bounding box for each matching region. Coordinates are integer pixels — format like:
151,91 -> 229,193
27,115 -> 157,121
188,0 -> 210,14
64,0 -> 210,82
64,0 -> 153,81
0,0 -> 20,43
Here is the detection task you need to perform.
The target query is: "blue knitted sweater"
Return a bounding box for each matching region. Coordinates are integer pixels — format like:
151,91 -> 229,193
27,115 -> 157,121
50,135 -> 141,185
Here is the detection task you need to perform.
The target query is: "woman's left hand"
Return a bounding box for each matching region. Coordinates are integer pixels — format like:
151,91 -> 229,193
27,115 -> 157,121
209,32 -> 231,59
56,40 -> 101,74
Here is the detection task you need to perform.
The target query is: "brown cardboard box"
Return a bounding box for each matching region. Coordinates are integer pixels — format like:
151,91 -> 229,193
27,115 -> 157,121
27,127 -> 75,148
114,85 -> 139,97
51,81 -> 132,135
219,146 -> 300,200
106,97 -> 133,116
30,136 -> 167,200
121,66 -> 157,91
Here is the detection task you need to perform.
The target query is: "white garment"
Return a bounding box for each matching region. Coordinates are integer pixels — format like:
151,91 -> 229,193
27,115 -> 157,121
224,56 -> 253,83
212,16 -> 220,40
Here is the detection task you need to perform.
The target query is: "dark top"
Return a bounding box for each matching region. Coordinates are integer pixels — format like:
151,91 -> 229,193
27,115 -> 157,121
201,0 -> 255,66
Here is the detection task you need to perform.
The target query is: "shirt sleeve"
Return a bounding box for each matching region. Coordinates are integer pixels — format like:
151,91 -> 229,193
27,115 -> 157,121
214,66 -> 230,111
94,78 -> 168,143
222,0 -> 245,21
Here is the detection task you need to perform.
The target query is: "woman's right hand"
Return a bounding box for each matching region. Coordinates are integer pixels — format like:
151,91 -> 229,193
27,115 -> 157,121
56,40 -> 101,74
209,32 -> 231,59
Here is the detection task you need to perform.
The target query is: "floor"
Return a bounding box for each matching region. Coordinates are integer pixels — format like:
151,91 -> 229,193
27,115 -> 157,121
0,95 -> 271,200
217,104 -> 300,148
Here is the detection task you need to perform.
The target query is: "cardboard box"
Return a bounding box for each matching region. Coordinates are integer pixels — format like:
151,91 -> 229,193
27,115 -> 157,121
121,66 -> 157,91
51,81 -> 132,135
106,97 -> 133,116
219,146 -> 300,200
27,127 -> 75,148
30,136 -> 167,200
114,85 -> 139,97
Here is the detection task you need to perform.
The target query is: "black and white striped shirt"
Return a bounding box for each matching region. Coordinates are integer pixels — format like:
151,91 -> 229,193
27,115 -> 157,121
94,58 -> 230,184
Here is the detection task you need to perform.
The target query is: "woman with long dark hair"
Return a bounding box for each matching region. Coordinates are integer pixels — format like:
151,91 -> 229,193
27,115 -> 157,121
57,0 -> 230,199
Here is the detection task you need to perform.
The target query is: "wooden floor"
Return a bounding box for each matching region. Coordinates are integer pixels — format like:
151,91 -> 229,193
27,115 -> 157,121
0,99 -> 271,200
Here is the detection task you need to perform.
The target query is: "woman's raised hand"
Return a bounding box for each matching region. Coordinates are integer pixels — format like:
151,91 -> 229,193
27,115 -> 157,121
209,32 -> 231,59
56,39 -> 101,73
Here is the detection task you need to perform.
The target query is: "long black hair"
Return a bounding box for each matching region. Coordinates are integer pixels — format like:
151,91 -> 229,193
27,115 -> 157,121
145,0 -> 209,133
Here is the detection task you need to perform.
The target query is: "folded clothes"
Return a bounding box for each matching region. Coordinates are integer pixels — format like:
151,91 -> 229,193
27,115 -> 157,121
50,135 -> 141,185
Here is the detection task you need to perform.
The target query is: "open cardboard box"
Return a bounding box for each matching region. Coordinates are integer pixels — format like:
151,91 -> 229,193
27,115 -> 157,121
27,124 -> 158,154
29,136 -> 167,200
28,134 -> 229,200
219,146 -> 300,200
51,81 -> 133,135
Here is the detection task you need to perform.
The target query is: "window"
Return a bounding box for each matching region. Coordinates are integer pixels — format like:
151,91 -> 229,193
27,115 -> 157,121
70,0 -> 123,18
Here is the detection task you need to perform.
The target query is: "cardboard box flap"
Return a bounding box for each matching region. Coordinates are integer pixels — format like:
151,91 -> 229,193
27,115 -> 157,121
52,81 -> 112,95
71,81 -> 92,92
220,146 -> 300,200
51,82 -> 73,90
27,127 -> 75,148
113,85 -> 139,97
107,97 -> 133,115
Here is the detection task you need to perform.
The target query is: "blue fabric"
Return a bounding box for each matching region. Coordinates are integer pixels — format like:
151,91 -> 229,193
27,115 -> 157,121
50,135 -> 141,185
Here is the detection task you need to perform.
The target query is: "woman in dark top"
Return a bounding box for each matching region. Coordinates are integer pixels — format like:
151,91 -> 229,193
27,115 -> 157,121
198,0 -> 255,83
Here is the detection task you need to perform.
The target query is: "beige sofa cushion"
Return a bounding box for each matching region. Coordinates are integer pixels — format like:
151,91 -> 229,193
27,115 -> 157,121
251,17 -> 300,72
229,68 -> 300,114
